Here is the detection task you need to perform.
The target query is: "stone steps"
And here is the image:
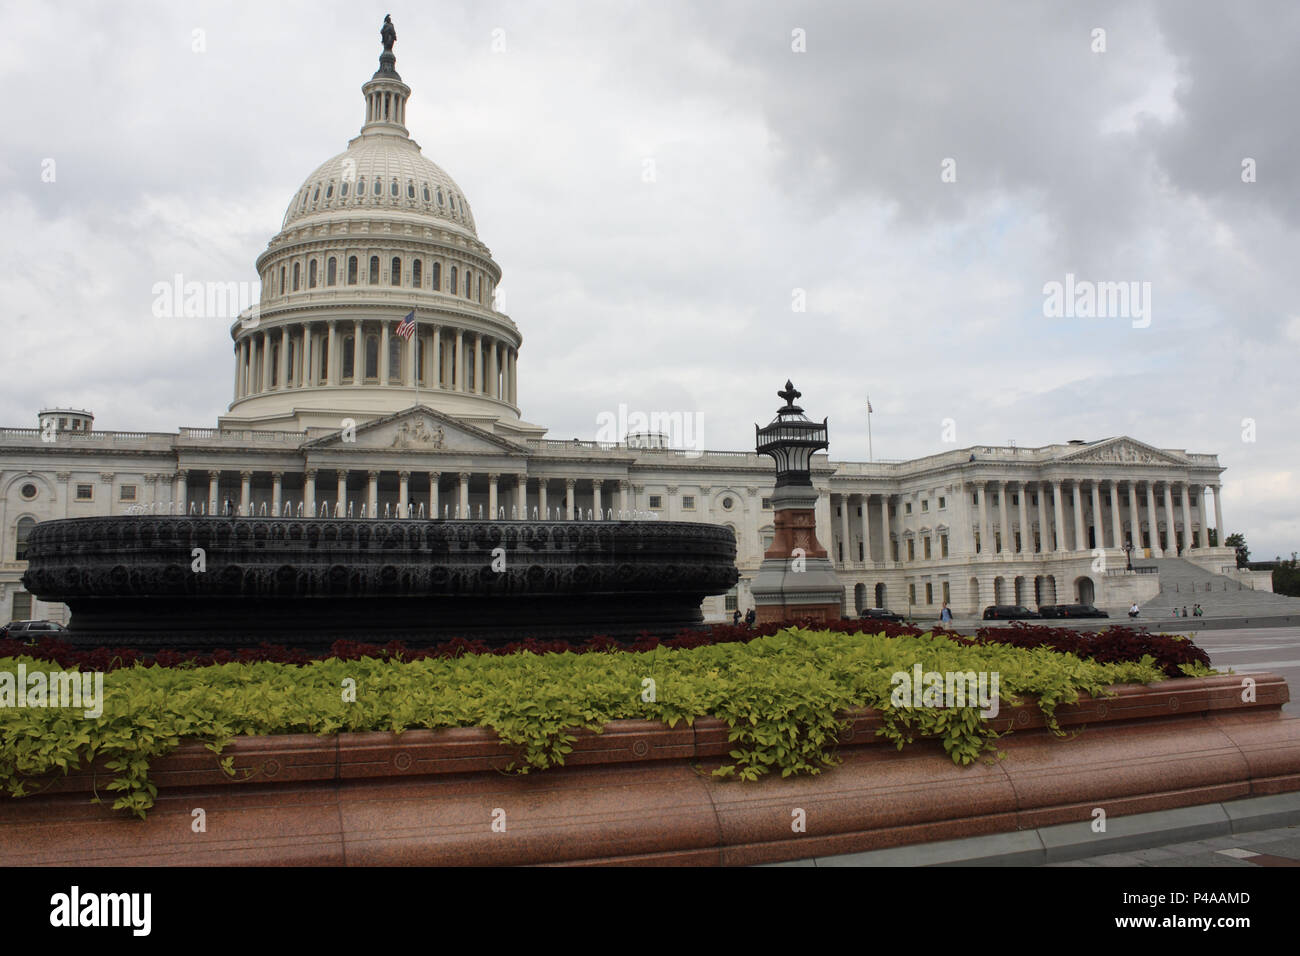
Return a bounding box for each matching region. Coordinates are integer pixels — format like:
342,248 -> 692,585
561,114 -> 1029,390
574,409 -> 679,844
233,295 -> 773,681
1136,557 -> 1300,618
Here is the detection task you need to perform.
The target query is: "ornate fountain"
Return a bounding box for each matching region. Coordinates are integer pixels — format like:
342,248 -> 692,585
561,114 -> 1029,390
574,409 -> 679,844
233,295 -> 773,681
20,516 -> 739,650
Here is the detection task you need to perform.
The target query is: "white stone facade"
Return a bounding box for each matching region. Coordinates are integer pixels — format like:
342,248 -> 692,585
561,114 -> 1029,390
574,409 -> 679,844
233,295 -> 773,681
0,30 -> 1235,627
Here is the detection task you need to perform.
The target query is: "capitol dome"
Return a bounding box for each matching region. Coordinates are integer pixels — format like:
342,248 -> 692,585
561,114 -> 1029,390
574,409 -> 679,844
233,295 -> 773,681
221,18 -> 543,442
280,137 -> 478,238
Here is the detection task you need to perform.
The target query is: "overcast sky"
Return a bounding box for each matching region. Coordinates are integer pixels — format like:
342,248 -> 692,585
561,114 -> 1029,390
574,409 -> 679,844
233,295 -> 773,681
1,1 -> 1296,557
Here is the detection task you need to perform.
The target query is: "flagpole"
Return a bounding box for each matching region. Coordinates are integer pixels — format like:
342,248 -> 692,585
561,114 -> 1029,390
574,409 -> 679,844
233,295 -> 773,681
413,311 -> 419,409
867,396 -> 873,463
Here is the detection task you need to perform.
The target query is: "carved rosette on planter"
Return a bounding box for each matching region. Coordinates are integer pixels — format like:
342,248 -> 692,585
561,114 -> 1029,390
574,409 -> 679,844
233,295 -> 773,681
21,517 -> 739,650
750,381 -> 844,623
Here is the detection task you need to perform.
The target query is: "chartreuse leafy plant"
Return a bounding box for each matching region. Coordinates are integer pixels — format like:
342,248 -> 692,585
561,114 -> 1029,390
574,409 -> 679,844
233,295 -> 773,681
0,627 -> 1171,817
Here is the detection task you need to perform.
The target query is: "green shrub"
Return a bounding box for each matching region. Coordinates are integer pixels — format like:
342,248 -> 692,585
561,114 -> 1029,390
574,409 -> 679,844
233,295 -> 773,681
0,627 -> 1171,817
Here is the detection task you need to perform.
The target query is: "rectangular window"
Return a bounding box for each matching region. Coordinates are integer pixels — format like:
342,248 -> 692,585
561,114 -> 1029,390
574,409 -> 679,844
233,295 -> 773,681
75,484 -> 93,501
938,496 -> 946,509
648,495 -> 662,510
925,582 -> 933,605
761,497 -> 772,509
1012,494 -> 1019,506
724,591 -> 737,611
941,534 -> 949,557
974,532 -> 981,554
942,581 -> 950,605
921,500 -> 929,512
11,592 -> 32,620
908,583 -> 916,605
682,495 -> 695,510
924,537 -> 932,559
905,502 -> 912,515
120,485 -> 137,501
907,539 -> 915,561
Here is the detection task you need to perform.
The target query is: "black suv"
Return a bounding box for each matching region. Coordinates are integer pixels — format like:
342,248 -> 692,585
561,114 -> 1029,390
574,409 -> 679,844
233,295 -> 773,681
982,605 -> 1040,621
0,620 -> 67,638
858,608 -> 905,622
1039,604 -> 1108,619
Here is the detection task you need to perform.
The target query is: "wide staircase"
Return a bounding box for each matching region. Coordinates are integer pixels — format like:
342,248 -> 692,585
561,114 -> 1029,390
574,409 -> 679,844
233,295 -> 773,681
1137,557 -> 1300,620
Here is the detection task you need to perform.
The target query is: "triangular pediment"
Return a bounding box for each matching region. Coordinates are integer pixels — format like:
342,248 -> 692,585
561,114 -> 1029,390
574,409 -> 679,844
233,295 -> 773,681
302,406 -> 527,455
1059,436 -> 1187,466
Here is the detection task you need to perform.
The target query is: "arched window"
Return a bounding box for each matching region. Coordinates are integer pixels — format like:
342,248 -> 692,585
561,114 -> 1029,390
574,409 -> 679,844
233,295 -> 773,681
327,257 -> 337,286
373,179 -> 381,196
450,265 -> 458,293
319,338 -> 329,381
308,259 -> 318,288
347,256 -> 358,285
464,270 -> 472,297
390,179 -> 399,197
292,262 -> 300,291
407,182 -> 415,199
325,183 -> 334,199
365,335 -> 379,379
356,177 -> 364,197
391,257 -> 401,286
311,185 -> 320,203
279,267 -> 285,295
16,516 -> 36,561
341,180 -> 349,198
431,262 -> 441,291
388,335 -> 401,382
342,335 -> 355,381
422,185 -> 431,202
369,256 -> 379,284
412,260 -> 422,287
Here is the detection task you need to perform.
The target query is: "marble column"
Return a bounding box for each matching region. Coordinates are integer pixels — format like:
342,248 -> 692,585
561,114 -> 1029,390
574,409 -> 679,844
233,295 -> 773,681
1090,481 -> 1103,551
1036,482 -> 1049,553
336,470 -> 348,518
459,472 -> 470,518
352,320 -> 363,385
399,471 -> 410,518
539,479 -> 549,519
1017,484 -> 1029,554
272,472 -> 283,516
327,323 -> 338,386
454,329 -> 464,391
380,321 -> 390,384
593,479 -> 603,519
1052,481 -> 1066,552
303,324 -> 314,388
1071,481 -> 1085,552
208,470 -> 221,516
619,480 -> 629,517
1145,481 -> 1161,556
1109,482 -> 1122,552
174,472 -> 188,513
997,481 -> 1009,554
1212,485 -> 1223,549
565,479 -> 576,520
248,337 -> 260,394
429,472 -> 440,519
1127,482 -> 1139,550
859,494 -> 872,563
1163,482 -> 1177,554
978,484 -> 990,555
278,328 -> 289,388
838,495 -> 851,566
879,495 -> 891,562
1180,484 -> 1193,551
488,473 -> 499,520
367,470 -> 379,518
304,469 -> 317,518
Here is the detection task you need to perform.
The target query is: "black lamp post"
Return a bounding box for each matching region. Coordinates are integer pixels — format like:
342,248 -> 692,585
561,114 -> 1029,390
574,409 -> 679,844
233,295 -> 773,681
1123,541 -> 1134,571
755,381 -> 829,487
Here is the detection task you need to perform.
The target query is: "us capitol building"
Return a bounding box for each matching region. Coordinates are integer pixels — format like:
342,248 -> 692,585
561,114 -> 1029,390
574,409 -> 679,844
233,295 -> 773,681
0,22 -> 1235,626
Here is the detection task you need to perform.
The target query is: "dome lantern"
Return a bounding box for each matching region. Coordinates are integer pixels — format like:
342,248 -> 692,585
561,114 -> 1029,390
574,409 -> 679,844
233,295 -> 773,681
360,15 -> 411,139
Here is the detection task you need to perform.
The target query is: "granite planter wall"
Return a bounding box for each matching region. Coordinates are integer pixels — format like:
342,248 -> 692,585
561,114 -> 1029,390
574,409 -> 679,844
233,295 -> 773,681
0,674 -> 1295,866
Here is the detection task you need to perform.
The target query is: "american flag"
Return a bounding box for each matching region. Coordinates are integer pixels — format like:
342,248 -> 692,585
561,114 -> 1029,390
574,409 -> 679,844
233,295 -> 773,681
395,310 -> 416,340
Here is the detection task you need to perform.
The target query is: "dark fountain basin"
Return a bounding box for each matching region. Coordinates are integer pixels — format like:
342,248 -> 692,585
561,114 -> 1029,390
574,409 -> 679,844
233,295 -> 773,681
20,517 -> 739,650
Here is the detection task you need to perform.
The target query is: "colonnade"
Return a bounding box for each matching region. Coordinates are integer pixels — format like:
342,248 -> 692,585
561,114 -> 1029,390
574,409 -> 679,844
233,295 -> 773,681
233,321 -> 518,405
169,469 -> 631,520
831,479 -> 1224,568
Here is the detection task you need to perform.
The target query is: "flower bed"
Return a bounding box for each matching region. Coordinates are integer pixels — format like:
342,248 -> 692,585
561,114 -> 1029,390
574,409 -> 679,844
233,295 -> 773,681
0,626 -> 1206,818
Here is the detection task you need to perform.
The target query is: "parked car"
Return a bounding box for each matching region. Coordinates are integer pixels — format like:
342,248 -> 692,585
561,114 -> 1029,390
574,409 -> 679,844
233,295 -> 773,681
1039,604 -> 1108,619
0,620 -> 67,638
982,605 -> 1040,621
859,607 -> 905,622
